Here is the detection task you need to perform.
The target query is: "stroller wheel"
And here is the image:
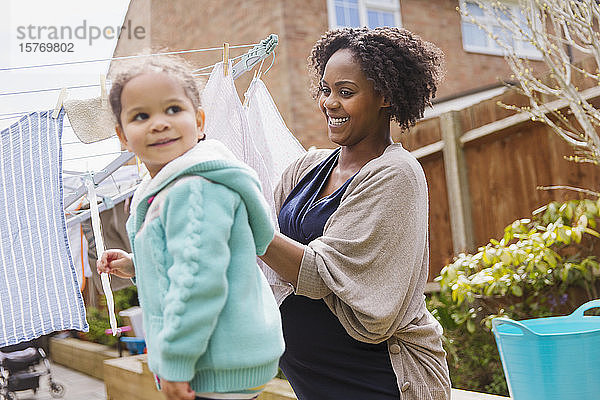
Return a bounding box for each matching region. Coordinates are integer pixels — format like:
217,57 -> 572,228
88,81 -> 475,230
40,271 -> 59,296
1,392 -> 17,400
49,382 -> 65,398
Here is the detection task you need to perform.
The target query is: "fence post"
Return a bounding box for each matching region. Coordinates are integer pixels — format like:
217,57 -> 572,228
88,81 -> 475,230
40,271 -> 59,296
440,111 -> 475,254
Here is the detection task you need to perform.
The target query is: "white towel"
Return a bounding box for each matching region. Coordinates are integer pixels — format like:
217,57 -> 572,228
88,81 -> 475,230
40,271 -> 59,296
202,62 -> 276,221
202,65 -> 306,304
0,110 -> 88,347
244,78 -> 306,189
64,97 -> 116,144
244,77 -> 306,304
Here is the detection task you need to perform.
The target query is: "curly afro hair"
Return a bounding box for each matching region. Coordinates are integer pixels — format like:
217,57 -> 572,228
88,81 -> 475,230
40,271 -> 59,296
309,27 -> 445,131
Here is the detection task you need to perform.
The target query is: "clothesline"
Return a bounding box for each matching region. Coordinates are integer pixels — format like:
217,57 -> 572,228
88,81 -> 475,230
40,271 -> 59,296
0,84 -> 100,98
0,43 -> 258,72
0,51 -> 252,99
64,150 -> 124,162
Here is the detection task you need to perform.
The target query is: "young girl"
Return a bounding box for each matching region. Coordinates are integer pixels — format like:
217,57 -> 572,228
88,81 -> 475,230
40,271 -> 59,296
97,56 -> 284,400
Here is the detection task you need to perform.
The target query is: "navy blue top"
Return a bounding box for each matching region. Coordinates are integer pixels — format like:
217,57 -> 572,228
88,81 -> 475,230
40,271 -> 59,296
278,149 -> 400,400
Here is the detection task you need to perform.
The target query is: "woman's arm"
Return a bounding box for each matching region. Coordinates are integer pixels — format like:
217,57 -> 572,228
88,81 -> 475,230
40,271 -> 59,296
259,232 -> 305,288
267,149 -> 332,289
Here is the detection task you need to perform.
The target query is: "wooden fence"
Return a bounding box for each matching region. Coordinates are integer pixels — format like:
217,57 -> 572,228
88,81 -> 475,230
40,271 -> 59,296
395,84 -> 600,284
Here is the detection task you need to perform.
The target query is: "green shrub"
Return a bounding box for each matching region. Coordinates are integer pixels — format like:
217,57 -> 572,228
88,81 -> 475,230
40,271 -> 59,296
429,198 -> 600,396
427,291 -> 507,395
84,306 -> 119,346
83,286 -> 139,346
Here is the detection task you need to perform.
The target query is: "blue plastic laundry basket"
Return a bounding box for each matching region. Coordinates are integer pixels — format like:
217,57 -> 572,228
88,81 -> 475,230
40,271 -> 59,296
492,299 -> 600,400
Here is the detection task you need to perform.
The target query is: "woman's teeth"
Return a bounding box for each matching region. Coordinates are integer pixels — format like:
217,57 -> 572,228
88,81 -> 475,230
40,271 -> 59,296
329,117 -> 349,126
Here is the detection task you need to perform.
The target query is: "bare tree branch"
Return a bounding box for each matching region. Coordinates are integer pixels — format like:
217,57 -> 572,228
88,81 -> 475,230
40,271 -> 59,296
537,185 -> 600,197
459,0 -> 600,165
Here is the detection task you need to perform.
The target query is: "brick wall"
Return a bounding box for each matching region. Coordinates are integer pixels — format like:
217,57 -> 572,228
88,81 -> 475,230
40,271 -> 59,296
117,0 -> 556,148
401,0 -> 545,100
280,0 -> 330,148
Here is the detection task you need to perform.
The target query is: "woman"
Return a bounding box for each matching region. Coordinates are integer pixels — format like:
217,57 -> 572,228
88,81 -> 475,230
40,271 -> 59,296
259,27 -> 451,400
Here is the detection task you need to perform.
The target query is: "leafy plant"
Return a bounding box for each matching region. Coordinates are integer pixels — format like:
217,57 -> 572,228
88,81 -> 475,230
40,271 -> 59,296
438,198 -> 600,327
427,292 -> 508,395
429,198 -> 600,395
82,286 -> 139,346
84,306 -> 119,346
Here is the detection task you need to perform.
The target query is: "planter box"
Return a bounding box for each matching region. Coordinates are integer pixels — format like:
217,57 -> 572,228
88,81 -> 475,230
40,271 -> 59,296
49,337 -> 118,380
104,354 -> 296,400
104,354 -> 165,400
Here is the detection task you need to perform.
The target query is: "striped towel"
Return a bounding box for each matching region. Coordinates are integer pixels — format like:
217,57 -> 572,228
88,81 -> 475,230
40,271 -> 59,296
0,110 -> 88,347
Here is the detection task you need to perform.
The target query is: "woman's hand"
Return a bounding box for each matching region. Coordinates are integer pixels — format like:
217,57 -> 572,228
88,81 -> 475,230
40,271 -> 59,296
96,249 -> 135,278
160,380 -> 195,400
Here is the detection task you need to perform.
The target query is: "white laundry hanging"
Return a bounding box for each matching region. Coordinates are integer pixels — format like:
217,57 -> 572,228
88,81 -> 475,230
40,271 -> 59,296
244,77 -> 306,190
85,176 -> 118,335
244,77 -> 306,304
202,62 -> 277,222
202,63 -> 306,304
0,110 -> 88,347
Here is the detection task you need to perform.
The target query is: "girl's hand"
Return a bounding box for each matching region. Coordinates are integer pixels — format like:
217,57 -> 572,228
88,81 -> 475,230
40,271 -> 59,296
160,380 -> 195,400
96,249 -> 135,278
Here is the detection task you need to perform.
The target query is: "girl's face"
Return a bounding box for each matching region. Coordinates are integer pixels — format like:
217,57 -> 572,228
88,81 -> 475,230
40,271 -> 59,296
319,48 -> 389,148
115,72 -> 205,177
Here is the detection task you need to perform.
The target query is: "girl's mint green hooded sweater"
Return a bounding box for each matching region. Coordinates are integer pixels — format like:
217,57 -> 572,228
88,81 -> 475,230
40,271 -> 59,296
126,139 -> 284,393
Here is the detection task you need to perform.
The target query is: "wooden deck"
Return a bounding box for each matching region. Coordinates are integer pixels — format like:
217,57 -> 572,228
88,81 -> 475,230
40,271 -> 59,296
50,337 -> 512,399
262,379 -> 511,399
452,388 -> 509,399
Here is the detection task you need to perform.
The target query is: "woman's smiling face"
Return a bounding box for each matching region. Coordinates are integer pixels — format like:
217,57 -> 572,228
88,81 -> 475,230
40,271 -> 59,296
319,48 -> 389,148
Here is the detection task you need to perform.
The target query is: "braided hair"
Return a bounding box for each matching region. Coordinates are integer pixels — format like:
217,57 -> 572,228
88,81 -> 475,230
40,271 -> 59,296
309,27 -> 445,131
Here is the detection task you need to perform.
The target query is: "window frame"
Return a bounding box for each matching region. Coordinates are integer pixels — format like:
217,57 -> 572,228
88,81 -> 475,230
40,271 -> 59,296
459,0 -> 542,60
326,0 -> 402,29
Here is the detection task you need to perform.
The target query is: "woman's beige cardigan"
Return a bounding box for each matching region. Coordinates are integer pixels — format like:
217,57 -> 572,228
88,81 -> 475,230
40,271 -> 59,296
273,144 -> 451,400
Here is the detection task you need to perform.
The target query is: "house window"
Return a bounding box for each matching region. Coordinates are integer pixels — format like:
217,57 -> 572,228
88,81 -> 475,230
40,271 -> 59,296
459,0 -> 541,59
327,0 -> 401,29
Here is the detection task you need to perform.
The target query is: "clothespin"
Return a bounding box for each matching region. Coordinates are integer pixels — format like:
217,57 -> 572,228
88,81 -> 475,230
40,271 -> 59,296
223,42 -> 230,77
52,88 -> 67,119
100,74 -> 108,107
101,195 -> 115,211
231,34 -> 278,80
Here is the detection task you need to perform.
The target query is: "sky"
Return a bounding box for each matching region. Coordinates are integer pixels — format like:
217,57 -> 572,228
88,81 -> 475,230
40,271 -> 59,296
0,0 -> 132,171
